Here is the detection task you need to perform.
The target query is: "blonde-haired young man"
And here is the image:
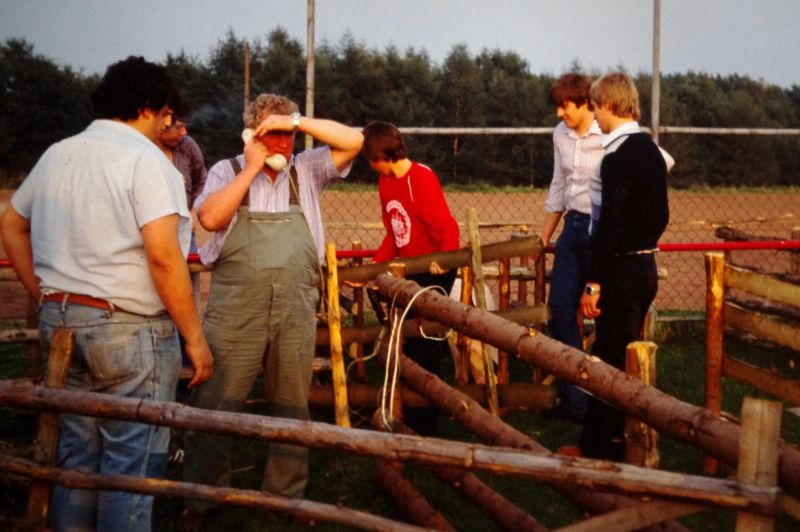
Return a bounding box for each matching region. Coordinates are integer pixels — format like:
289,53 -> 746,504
573,72 -> 669,461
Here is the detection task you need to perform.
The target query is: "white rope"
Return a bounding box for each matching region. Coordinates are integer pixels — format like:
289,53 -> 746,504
378,285 -> 452,430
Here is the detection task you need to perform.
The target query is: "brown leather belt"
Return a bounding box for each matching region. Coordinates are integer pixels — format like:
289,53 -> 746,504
41,292 -> 117,312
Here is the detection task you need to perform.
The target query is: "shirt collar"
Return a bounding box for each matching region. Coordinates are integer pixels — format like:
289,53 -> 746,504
564,119 -> 603,140
87,119 -> 163,155
602,121 -> 640,149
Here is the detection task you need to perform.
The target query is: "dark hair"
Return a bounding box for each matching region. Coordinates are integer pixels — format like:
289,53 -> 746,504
550,73 -> 592,108
91,56 -> 183,121
361,121 -> 408,161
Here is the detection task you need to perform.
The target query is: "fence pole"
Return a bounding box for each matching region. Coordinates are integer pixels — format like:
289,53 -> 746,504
497,257 -> 511,384
514,226 -> 530,305
27,328 -> 74,526
791,227 -> 800,275
703,252 -> 725,475
350,241 -> 367,382
625,341 -> 659,468
735,398 -> 781,532
467,208 -> 500,416
25,295 -> 41,378
325,243 -> 351,428
456,266 -> 472,385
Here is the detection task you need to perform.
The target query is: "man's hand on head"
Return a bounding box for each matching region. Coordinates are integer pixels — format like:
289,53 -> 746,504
254,114 -> 294,136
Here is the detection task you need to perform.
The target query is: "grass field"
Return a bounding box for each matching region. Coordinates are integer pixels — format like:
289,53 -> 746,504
1,319 -> 798,531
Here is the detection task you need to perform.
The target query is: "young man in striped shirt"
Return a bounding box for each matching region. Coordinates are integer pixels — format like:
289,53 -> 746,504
541,73 -> 604,421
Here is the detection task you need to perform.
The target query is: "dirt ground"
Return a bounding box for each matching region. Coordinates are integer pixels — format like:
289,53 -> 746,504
2,188 -> 798,320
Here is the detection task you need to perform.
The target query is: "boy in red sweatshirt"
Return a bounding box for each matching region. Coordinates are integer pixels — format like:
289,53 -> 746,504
362,121 -> 460,434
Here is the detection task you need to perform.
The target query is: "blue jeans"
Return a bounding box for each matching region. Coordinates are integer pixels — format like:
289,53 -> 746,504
547,211 -> 591,419
39,302 -> 181,532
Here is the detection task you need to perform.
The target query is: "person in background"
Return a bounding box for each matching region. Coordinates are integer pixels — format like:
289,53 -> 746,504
573,72 -> 669,461
155,113 -> 207,369
362,120 -> 460,435
154,112 -> 208,464
0,56 -> 213,531
156,114 -> 207,260
179,93 -> 363,530
540,73 -> 604,422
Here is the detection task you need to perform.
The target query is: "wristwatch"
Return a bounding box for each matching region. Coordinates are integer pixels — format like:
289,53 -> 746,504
584,284 -> 600,296
290,112 -> 301,131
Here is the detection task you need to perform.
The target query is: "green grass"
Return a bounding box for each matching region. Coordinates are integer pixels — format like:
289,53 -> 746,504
1,320 -> 798,530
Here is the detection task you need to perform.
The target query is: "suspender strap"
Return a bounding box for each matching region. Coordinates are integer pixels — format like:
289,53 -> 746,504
227,157 -> 299,207
288,165 -> 300,206
227,157 -> 248,206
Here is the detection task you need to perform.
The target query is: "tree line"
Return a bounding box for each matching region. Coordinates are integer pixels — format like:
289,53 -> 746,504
2,30 -> 799,188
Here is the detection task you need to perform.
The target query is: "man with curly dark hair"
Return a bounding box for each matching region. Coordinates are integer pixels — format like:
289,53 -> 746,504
1,56 -> 213,531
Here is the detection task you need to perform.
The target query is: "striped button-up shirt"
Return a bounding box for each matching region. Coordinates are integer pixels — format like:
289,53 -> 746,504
195,146 -> 350,265
544,120 -> 604,215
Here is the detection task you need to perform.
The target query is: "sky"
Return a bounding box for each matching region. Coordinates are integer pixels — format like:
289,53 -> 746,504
1,0 -> 798,88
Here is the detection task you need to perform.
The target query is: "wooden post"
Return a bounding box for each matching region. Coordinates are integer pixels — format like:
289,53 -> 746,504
26,294 -> 41,378
735,398 -> 781,531
374,461 -> 456,531
534,245 -> 546,307
624,341 -> 659,468
27,328 -> 74,526
532,247 -> 546,385
704,252 -> 725,474
350,241 -> 367,382
497,257 -> 511,384
456,266 -> 473,385
325,243 -> 350,428
514,226 -> 530,305
791,227 -> 800,276
467,208 -> 500,417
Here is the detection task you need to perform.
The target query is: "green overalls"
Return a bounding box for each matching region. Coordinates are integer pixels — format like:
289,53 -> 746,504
184,163 -> 320,503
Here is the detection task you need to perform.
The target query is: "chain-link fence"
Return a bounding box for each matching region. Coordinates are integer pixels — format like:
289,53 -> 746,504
321,186 -> 799,312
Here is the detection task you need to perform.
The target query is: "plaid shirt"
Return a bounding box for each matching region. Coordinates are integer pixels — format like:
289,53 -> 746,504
171,135 -> 207,209
544,120 -> 604,215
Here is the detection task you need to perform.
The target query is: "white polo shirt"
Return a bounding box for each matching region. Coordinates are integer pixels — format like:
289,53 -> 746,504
12,119 -> 191,315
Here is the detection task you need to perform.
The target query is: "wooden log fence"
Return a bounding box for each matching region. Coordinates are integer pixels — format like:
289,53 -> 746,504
371,328 -> 697,529
337,236 -> 542,285
715,225 -> 800,276
374,461 -> 456,531
26,329 -> 73,528
1,454 -> 428,532
0,304 -> 550,347
297,382 -> 556,410
0,379 -> 782,517
373,273 -> 800,500
379,417 -> 546,532
703,251 -> 800,476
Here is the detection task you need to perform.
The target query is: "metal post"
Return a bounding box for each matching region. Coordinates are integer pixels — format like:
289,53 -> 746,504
651,0 -> 661,144
305,0 -> 316,149
243,41 -> 250,111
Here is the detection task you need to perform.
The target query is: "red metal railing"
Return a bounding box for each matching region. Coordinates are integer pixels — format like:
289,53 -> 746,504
1,240 -> 799,268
